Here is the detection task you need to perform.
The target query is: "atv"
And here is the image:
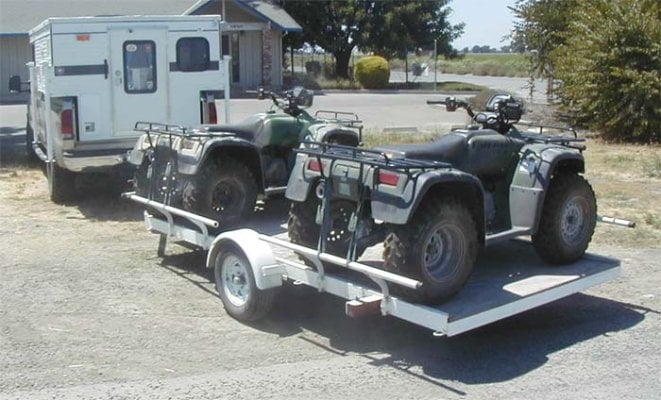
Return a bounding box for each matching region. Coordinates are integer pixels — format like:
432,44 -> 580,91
127,87 -> 362,225
285,93 -> 597,304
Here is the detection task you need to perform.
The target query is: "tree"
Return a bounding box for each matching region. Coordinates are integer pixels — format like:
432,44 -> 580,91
509,0 -> 576,77
554,0 -> 660,143
281,0 -> 463,79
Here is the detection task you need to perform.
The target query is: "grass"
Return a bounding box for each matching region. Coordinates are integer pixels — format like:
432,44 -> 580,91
291,52 -> 531,79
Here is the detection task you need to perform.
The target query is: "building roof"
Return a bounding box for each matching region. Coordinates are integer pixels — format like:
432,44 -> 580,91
0,0 -> 301,35
231,1 -> 301,32
0,0 -> 198,34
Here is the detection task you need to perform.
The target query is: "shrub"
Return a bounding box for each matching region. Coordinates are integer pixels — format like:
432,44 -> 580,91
553,0 -> 660,143
354,56 -> 390,89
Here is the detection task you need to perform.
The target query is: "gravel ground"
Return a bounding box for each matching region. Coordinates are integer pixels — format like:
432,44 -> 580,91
1,100 -> 659,399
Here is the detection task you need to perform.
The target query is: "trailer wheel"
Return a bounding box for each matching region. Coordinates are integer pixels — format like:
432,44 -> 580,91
183,159 -> 257,225
533,173 -> 597,264
133,157 -> 151,197
288,197 -> 365,265
214,244 -> 276,322
383,196 -> 478,304
47,163 -> 76,204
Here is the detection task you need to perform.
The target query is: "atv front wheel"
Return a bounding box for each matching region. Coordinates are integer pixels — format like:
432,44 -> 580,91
182,159 -> 257,225
532,173 -> 596,264
383,196 -> 478,304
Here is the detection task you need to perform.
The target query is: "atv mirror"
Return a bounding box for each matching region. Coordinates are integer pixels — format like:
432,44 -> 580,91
445,97 -> 457,112
292,86 -> 313,108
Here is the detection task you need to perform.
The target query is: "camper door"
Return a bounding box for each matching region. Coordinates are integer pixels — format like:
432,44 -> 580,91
110,28 -> 168,137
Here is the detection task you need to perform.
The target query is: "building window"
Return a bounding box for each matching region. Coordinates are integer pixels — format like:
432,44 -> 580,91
123,40 -> 156,93
176,37 -> 210,72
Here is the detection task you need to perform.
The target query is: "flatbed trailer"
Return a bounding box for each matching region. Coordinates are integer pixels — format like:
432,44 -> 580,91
124,192 -> 620,336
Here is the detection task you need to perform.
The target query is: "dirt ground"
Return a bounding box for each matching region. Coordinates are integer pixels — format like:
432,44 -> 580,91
1,105 -> 660,399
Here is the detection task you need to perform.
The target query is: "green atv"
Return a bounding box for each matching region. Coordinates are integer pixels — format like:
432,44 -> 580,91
286,94 -> 597,304
127,87 -> 362,225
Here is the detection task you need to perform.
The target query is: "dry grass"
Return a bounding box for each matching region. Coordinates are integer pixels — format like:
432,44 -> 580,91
584,140 -> 661,247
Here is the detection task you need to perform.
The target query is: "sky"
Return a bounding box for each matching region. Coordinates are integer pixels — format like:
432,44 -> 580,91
447,0 -> 517,50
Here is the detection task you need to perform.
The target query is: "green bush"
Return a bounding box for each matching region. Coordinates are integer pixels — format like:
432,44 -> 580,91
553,0 -> 660,143
354,56 -> 390,89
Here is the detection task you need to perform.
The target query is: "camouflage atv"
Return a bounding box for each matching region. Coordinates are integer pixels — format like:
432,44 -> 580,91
285,94 -> 597,304
127,87 -> 362,225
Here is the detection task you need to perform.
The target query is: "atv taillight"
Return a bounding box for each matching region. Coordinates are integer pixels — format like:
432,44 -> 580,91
60,109 -> 74,140
378,171 -> 400,186
308,159 -> 322,172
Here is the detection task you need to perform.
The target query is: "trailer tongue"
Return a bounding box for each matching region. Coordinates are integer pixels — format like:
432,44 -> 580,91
123,192 -> 620,336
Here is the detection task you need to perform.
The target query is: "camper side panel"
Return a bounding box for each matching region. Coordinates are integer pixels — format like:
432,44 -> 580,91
167,28 -> 225,126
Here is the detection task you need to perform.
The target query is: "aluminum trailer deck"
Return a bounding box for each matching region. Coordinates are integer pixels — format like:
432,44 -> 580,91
124,192 -> 620,337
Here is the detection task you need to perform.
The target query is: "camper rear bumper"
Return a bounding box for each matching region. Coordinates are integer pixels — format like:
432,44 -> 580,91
60,148 -> 131,172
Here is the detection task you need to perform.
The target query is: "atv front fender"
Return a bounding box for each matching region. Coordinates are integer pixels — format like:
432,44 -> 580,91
510,144 -> 585,230
371,169 -> 485,227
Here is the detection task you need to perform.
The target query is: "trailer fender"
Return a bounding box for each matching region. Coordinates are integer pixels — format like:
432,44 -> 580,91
371,169 -> 485,227
510,144 -> 585,230
206,229 -> 284,290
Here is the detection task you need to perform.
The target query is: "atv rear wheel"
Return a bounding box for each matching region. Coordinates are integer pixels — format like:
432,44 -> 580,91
532,173 -> 596,264
383,196 -> 478,304
288,196 -> 365,267
182,159 -> 257,225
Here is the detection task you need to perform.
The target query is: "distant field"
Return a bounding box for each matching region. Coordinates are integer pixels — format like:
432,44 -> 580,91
290,52 -> 531,80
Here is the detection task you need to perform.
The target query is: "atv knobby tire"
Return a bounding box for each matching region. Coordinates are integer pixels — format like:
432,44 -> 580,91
532,173 -> 596,264
383,196 -> 478,304
288,196 -> 365,267
182,159 -> 257,225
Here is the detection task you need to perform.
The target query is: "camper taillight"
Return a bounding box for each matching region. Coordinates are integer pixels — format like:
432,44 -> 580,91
60,109 -> 75,140
207,100 -> 217,124
202,92 -> 217,124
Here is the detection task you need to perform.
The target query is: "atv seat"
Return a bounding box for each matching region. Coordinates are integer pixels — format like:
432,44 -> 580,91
199,119 -> 263,142
375,130 -> 523,176
374,132 -> 467,165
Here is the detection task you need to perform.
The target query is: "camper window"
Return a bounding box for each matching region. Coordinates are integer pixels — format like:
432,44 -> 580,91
123,41 -> 157,93
176,37 -> 210,72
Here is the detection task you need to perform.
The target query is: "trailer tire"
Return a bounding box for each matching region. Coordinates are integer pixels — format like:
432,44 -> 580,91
182,159 -> 257,225
532,173 -> 597,264
133,158 -> 151,197
214,243 -> 276,322
288,197 -> 365,269
47,163 -> 76,204
383,196 -> 478,304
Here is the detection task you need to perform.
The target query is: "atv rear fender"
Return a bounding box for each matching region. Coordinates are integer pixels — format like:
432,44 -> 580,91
371,169 -> 485,232
509,143 -> 585,231
307,123 -> 360,147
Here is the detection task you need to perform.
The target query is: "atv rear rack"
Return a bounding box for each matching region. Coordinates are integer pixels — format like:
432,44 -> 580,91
515,122 -> 586,150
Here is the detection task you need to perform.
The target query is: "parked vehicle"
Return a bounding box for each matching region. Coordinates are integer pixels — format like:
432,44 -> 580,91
285,94 -> 598,304
128,87 -> 362,225
8,15 -> 230,203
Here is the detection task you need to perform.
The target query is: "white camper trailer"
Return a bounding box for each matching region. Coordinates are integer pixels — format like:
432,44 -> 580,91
11,15 -> 230,203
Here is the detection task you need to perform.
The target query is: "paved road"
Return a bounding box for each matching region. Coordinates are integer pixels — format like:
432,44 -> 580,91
390,71 -> 550,104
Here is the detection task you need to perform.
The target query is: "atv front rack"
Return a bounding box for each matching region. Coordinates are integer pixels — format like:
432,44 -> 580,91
515,122 -> 586,150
